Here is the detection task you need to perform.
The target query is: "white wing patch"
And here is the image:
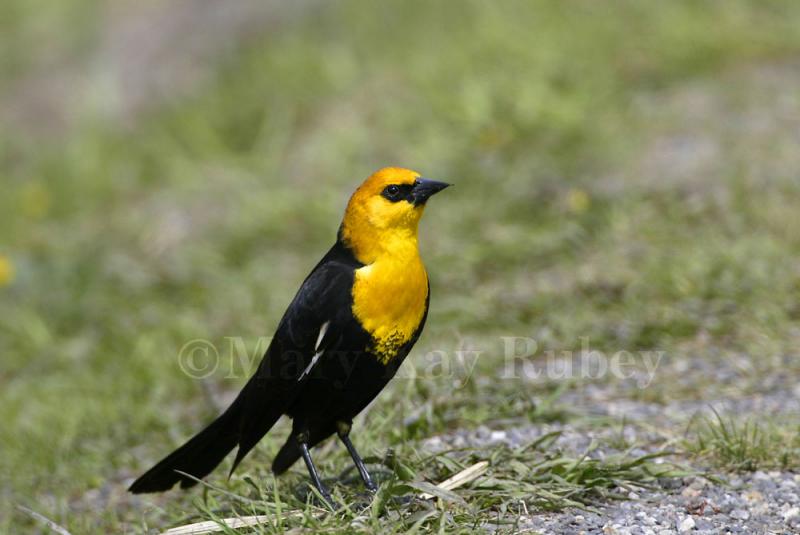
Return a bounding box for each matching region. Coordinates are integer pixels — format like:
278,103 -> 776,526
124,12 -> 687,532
315,320 -> 330,352
299,321 -> 330,381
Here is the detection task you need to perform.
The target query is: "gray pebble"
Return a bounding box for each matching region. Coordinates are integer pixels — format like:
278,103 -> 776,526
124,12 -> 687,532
729,509 -> 750,521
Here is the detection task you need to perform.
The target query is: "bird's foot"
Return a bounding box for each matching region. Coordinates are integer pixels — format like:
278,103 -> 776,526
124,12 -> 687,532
292,481 -> 338,510
314,484 -> 338,510
363,476 -> 378,494
388,494 -> 417,507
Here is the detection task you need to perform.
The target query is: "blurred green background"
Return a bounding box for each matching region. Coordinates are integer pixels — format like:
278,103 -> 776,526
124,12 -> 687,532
2,0 -> 800,532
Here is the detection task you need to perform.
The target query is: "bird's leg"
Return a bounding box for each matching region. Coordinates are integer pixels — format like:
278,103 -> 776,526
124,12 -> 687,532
296,432 -> 334,506
337,421 -> 377,492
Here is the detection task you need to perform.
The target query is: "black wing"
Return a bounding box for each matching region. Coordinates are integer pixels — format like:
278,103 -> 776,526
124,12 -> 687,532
230,243 -> 361,470
128,242 -> 362,492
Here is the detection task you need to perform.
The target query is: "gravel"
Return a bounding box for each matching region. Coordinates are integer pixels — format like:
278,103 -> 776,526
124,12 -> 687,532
427,422 -> 799,534
511,471 -> 800,535
423,352 -> 799,534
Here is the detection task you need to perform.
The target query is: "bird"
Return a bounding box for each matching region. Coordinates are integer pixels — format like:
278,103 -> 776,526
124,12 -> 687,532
128,167 -> 450,503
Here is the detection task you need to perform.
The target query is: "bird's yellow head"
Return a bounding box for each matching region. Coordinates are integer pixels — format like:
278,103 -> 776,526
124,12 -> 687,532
340,167 -> 450,263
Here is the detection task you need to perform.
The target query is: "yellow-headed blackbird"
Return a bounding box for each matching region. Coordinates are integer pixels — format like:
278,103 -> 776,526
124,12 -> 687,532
129,167 -> 450,502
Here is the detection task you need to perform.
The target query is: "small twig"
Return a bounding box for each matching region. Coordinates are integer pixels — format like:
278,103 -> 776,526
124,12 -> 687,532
161,510 -> 318,535
16,505 -> 73,535
161,515 -> 275,535
419,461 -> 489,499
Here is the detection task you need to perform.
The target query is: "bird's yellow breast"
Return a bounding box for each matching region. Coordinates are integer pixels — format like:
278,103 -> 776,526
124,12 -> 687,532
351,246 -> 428,365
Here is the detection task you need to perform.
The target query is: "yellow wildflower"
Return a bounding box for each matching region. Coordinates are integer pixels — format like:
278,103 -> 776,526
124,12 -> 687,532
0,255 -> 14,287
566,188 -> 590,214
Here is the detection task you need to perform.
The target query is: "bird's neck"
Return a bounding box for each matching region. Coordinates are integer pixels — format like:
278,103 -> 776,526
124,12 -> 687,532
339,221 -> 421,266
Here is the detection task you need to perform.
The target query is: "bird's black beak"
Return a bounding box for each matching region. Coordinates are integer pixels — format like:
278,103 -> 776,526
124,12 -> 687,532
411,178 -> 451,206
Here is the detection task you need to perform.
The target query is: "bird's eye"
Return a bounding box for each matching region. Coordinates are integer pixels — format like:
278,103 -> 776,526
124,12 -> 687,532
381,184 -> 411,202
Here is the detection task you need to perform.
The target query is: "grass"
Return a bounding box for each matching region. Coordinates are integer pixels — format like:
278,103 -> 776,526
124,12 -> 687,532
128,433 -> 687,534
3,0 -> 800,532
686,410 -> 800,473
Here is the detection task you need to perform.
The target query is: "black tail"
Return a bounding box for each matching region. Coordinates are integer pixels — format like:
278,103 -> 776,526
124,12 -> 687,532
271,425 -> 336,475
128,399 -> 243,493
129,376 -> 288,494
271,438 -> 301,475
